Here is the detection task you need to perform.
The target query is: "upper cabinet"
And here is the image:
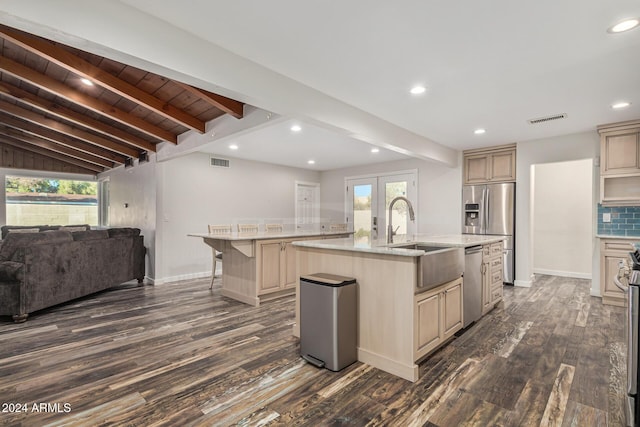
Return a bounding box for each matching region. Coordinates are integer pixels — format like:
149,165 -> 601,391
598,119 -> 640,205
463,144 -> 516,184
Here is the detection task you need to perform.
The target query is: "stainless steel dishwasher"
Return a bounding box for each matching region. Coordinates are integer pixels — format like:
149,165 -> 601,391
464,245 -> 483,327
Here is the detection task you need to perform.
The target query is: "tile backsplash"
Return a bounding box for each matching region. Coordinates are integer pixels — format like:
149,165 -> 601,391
598,204 -> 640,236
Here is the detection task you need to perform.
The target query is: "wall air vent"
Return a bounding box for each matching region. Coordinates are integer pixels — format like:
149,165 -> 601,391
210,157 -> 230,168
527,113 -> 567,125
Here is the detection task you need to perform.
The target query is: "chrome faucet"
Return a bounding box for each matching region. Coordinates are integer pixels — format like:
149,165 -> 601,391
387,196 -> 415,243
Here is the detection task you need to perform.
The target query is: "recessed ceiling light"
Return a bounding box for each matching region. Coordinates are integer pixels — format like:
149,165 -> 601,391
307,160 -> 315,165
371,148 -> 380,153
474,128 -> 486,135
290,125 -> 302,132
608,18 -> 640,33
229,144 -> 239,150
80,78 -> 94,86
612,101 -> 631,109
410,85 -> 426,95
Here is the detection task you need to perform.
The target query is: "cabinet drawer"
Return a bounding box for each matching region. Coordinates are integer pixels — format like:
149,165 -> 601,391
491,287 -> 503,302
491,268 -> 503,284
490,242 -> 503,256
602,240 -> 635,252
490,258 -> 502,269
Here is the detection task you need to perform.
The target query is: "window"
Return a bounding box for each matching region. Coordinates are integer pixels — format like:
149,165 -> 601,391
5,175 -> 98,226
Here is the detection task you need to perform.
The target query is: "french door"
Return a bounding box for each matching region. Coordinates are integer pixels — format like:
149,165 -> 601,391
346,171 -> 417,243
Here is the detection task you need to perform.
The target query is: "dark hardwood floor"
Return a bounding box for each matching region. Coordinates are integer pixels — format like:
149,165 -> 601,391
0,274 -> 626,426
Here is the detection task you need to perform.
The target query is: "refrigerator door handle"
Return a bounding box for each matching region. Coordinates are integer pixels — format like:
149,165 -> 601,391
484,186 -> 490,234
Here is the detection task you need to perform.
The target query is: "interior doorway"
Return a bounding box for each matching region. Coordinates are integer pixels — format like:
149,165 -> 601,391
345,171 -> 418,243
531,159 -> 593,279
295,181 -> 320,230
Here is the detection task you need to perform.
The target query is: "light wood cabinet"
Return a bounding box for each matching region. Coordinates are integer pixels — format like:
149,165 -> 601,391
416,293 -> 440,355
415,277 -> 463,360
257,238 -> 303,295
482,242 -> 503,314
599,238 -> 634,307
463,144 -> 516,184
599,120 -> 640,205
443,280 -> 463,339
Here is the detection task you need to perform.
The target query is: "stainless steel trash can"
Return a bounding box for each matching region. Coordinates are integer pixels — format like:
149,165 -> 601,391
300,273 -> 357,371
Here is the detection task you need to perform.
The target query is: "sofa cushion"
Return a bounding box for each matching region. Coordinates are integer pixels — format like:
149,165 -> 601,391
0,230 -> 73,262
107,228 -> 141,238
0,261 -> 24,282
72,230 -> 109,241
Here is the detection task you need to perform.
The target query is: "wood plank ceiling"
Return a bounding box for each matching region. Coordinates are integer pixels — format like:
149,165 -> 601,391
0,24 -> 245,175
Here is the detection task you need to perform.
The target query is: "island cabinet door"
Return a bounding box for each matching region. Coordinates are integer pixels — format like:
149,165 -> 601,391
415,292 -> 441,357
443,280 -> 463,340
257,240 -> 283,294
283,240 -> 298,289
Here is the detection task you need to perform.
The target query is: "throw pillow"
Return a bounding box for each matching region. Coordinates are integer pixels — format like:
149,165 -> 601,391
6,228 -> 40,234
60,226 -> 89,232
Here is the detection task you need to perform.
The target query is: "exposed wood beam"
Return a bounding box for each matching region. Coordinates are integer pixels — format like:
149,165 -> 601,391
173,81 -> 244,119
0,112 -> 128,164
0,125 -> 114,169
0,82 -> 157,152
0,56 -> 178,143
0,134 -> 105,173
0,26 -> 206,133
0,98 -> 140,158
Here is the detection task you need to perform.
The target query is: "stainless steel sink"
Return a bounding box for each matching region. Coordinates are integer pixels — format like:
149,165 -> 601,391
394,244 -> 464,292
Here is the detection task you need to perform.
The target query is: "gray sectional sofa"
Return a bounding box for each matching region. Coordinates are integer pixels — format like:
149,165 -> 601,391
0,227 -> 145,322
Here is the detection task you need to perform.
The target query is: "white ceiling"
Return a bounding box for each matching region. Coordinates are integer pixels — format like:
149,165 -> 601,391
3,1 -> 640,170
121,0 -> 640,153
204,119 -> 411,171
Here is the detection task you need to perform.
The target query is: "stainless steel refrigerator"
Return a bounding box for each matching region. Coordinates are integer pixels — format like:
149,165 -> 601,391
462,183 -> 515,284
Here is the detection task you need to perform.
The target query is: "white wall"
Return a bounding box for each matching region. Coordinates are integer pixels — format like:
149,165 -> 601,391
320,157 -> 462,235
516,131 -> 600,293
98,156 -> 157,279
532,159 -> 593,278
153,152 -> 321,283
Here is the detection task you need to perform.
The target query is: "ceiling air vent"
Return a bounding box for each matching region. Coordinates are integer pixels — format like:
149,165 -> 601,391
210,157 -> 230,168
527,113 -> 567,125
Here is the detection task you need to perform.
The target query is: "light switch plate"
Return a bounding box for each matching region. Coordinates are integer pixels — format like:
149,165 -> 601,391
603,213 -> 611,223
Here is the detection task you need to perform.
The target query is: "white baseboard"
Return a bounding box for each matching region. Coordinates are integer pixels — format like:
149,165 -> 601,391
590,289 -> 602,297
153,271 -> 211,285
514,279 -> 532,288
533,268 -> 591,280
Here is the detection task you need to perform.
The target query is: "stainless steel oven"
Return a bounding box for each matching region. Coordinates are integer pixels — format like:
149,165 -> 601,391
617,249 -> 640,427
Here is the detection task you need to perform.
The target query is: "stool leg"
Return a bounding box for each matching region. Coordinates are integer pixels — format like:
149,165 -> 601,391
209,251 -> 217,289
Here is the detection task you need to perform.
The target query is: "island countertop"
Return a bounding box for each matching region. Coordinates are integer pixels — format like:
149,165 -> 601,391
292,233 -> 506,257
188,230 -> 350,241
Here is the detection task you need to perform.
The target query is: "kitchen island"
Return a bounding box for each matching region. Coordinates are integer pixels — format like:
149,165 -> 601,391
189,230 -> 350,306
293,234 -> 506,382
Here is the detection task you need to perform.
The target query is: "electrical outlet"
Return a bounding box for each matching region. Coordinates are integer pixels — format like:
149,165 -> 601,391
603,213 -> 611,223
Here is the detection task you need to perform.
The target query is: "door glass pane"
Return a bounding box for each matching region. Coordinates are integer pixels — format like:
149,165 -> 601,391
353,184 -> 372,244
385,181 -> 408,235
